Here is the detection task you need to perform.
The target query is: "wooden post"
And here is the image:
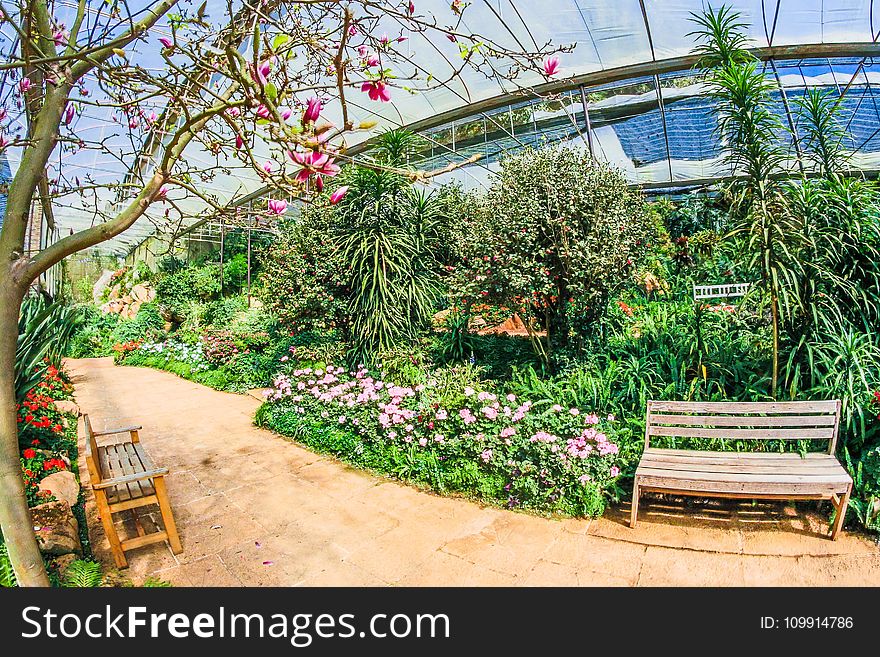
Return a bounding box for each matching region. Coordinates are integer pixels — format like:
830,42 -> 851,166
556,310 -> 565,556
153,476 -> 182,554
246,216 -> 252,306
630,479 -> 640,528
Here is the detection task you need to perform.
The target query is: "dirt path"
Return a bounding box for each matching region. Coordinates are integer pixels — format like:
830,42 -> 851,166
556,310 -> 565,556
67,357 -> 880,586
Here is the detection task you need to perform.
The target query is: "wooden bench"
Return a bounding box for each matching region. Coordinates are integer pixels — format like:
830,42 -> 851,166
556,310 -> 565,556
82,414 -> 182,568
631,400 -> 853,540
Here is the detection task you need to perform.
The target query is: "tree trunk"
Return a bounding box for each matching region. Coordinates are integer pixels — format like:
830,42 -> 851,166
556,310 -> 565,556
0,282 -> 49,586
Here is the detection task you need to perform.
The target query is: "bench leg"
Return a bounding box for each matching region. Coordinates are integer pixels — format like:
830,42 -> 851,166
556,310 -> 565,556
830,486 -> 851,541
95,489 -> 127,569
153,476 -> 183,554
630,480 -> 640,528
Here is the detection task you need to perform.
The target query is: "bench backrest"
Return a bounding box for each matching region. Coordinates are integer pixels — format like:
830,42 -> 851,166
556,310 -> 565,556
645,400 -> 842,454
81,414 -> 104,483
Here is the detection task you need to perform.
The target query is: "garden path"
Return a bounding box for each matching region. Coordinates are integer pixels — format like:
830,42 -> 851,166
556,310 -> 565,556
67,357 -> 880,586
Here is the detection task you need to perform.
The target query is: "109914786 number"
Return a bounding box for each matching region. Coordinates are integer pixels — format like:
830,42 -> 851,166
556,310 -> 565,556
783,617 -> 854,629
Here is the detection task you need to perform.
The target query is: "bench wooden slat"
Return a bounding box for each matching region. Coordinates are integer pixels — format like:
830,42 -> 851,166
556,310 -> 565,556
637,476 -> 846,496
649,400 -> 839,414
642,448 -> 837,463
648,426 -> 835,440
639,456 -> 847,477
649,414 -> 837,427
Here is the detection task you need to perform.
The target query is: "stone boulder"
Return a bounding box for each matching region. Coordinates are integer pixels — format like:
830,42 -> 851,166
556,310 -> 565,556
92,269 -> 115,304
38,471 -> 80,508
130,283 -> 156,303
53,400 -> 80,416
31,500 -> 82,556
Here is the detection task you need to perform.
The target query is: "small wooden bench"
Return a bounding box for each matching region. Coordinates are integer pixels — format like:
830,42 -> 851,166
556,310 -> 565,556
82,414 -> 182,568
631,400 -> 853,540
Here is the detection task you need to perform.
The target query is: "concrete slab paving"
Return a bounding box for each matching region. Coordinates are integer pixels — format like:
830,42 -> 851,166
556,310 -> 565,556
67,357 -> 880,587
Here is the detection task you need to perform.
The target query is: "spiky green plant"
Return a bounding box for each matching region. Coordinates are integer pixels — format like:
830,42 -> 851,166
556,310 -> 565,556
61,560 -> 104,588
15,295 -> 82,403
0,541 -> 16,587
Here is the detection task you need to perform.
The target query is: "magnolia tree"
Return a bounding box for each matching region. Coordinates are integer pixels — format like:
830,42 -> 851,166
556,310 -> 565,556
0,0 -> 566,585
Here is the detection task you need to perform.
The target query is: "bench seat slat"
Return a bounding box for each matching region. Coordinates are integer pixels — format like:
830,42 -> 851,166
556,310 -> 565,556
636,465 -> 851,485
642,448 -> 837,462
649,400 -> 838,414
640,456 -> 847,476
648,425 -> 834,440
649,414 -> 837,427
637,475 -> 846,496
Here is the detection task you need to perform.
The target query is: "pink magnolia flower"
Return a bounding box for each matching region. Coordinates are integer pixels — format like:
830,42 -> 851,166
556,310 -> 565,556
379,34 -> 390,46
19,78 -> 31,93
289,150 -> 341,183
267,199 -> 287,215
159,37 -> 173,49
145,111 -> 158,125
361,80 -> 391,102
257,60 -> 272,82
408,2 -> 415,14
303,97 -> 321,124
348,24 -> 358,37
329,186 -> 349,205
543,56 -> 560,77
53,28 -> 68,46
256,104 -> 271,119
64,104 -> 75,125
226,107 -> 241,118
235,134 -> 244,149
157,185 -> 169,199
262,161 -> 273,174
128,118 -> 139,129
447,34 -> 457,42
366,53 -> 380,67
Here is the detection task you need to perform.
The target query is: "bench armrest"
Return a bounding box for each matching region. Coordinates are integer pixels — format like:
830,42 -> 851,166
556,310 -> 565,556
91,425 -> 142,437
92,468 -> 168,490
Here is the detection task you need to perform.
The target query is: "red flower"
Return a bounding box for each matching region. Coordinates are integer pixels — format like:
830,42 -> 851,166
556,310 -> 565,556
25,414 -> 33,423
22,448 -> 36,459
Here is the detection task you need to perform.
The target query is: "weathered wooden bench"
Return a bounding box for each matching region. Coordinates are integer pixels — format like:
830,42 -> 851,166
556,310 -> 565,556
631,400 -> 853,539
82,414 -> 182,568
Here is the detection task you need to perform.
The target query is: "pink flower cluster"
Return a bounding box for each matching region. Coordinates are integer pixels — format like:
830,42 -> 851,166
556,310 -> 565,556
565,427 -> 619,459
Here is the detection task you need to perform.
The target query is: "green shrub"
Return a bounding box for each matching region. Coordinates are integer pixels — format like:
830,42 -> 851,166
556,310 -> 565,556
110,303 -> 165,344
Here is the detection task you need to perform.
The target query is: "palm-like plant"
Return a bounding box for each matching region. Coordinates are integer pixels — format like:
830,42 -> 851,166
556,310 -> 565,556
692,6 -> 799,399
15,295 -> 81,403
332,130 -> 441,364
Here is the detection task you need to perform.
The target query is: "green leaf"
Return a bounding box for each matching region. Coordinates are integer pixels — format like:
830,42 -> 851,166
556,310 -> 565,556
272,34 -> 289,50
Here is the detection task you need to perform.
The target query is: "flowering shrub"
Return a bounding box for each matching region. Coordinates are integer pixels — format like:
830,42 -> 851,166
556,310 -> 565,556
128,339 -> 211,372
201,332 -> 239,366
259,364 -> 629,516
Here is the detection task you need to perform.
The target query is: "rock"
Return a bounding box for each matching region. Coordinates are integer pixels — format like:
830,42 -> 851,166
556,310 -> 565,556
100,299 -> 124,315
31,500 -> 82,556
38,471 -> 80,508
51,553 -> 79,578
108,284 -> 121,301
93,269 -> 115,304
130,283 -> 155,303
53,400 -> 80,416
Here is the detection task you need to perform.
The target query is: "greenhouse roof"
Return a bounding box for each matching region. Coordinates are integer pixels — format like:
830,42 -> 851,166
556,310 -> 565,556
5,1 -> 880,256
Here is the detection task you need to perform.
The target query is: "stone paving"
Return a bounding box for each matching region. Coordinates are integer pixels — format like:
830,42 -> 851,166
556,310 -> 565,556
67,357 -> 880,586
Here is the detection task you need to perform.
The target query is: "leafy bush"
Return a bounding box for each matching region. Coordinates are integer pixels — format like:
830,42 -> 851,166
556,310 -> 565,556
110,303 -> 165,344
452,146 -> 656,368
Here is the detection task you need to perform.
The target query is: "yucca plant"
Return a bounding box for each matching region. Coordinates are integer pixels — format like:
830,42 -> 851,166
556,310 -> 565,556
15,295 -> 81,403
333,130 -> 442,365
